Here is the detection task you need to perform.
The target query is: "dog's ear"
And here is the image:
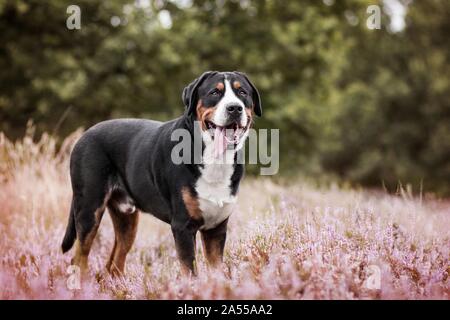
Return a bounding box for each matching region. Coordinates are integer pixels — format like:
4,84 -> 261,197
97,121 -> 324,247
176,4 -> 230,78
234,71 -> 262,117
182,71 -> 217,115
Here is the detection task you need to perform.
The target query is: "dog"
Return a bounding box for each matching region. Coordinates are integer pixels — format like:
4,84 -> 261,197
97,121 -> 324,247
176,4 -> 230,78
61,71 -> 262,275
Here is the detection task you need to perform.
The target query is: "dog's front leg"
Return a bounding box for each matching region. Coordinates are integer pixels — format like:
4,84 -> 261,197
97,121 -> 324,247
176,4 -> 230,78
200,218 -> 228,268
171,222 -> 197,276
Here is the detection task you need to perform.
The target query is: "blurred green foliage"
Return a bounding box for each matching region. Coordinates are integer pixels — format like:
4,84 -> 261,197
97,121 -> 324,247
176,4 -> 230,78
0,0 -> 449,194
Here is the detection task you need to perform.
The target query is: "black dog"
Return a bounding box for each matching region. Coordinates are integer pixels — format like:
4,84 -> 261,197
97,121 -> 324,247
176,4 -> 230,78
61,71 -> 261,275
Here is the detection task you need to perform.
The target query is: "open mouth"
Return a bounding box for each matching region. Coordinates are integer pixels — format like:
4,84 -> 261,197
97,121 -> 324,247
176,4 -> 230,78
205,120 -> 247,157
205,120 -> 243,131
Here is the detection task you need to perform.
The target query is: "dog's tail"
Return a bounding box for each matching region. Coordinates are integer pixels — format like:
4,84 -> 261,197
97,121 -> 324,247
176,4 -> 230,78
61,199 -> 76,253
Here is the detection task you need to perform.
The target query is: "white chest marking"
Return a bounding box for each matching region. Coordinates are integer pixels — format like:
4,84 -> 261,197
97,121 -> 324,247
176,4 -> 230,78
195,137 -> 237,230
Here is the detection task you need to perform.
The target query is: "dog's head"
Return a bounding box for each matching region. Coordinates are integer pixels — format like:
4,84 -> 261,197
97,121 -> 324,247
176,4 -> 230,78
182,71 -> 262,154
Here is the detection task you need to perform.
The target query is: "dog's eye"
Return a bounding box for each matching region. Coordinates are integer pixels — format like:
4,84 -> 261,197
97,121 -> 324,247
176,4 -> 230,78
210,89 -> 221,96
238,89 -> 247,96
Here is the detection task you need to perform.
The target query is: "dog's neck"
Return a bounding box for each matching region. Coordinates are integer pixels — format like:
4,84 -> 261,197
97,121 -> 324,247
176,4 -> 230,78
195,130 -> 238,210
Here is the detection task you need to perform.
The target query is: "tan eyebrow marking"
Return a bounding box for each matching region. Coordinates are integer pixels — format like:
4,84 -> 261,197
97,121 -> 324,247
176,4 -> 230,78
216,82 -> 224,90
233,81 -> 241,89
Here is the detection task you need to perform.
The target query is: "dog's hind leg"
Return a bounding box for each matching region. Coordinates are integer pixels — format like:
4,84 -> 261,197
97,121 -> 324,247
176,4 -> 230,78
106,204 -> 139,276
68,143 -> 114,273
71,177 -> 110,273
72,198 -> 107,273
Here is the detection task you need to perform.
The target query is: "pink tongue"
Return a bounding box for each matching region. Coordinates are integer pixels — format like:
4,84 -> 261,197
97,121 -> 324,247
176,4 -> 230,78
214,127 -> 227,158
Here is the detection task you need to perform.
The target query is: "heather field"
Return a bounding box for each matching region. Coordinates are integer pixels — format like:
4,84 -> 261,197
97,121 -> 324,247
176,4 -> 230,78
0,129 -> 449,300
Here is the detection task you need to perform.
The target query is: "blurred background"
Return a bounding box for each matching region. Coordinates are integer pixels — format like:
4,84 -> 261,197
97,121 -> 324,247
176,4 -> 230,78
0,0 -> 449,195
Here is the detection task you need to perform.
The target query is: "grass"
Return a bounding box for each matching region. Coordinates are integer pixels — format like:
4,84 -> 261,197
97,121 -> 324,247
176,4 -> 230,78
0,126 -> 449,299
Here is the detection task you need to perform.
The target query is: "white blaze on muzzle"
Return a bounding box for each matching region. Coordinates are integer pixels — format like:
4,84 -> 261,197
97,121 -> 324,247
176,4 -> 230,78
210,79 -> 248,158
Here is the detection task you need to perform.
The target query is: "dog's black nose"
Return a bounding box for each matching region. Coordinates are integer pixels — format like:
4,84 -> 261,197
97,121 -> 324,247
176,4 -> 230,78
226,104 -> 243,114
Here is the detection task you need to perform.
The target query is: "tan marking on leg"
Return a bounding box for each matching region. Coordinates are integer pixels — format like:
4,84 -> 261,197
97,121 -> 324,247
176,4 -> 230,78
180,263 -> 194,277
200,219 -> 227,268
181,187 -> 202,220
106,239 -> 117,272
108,209 -> 139,276
178,237 -> 198,277
71,208 -> 105,273
200,233 -> 222,267
72,239 -> 88,273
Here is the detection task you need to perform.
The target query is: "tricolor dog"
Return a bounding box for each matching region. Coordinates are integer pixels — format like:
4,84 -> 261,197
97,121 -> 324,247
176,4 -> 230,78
61,71 -> 262,275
